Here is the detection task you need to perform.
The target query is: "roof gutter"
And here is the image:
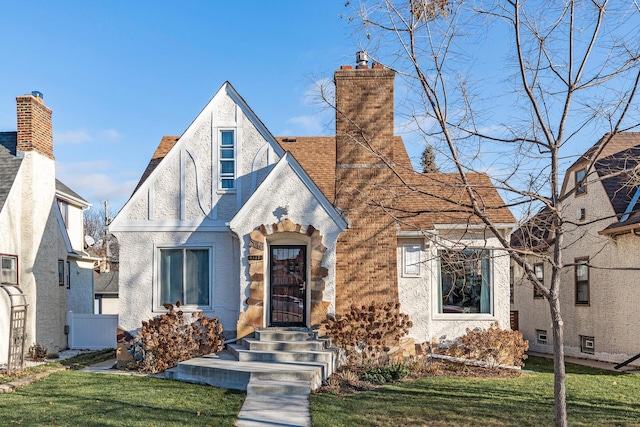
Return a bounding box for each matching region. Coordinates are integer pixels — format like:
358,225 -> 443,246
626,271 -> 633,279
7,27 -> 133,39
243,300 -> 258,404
598,222 -> 640,236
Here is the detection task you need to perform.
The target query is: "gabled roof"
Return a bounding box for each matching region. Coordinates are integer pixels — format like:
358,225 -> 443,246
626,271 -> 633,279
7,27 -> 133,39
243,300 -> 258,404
132,136 -> 180,195
94,271 -> 119,295
0,132 -> 21,213
56,179 -> 90,207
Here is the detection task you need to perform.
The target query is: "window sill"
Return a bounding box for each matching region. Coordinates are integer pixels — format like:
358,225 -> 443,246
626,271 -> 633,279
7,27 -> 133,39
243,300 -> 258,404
153,305 -> 213,313
432,313 -> 496,321
216,189 -> 237,195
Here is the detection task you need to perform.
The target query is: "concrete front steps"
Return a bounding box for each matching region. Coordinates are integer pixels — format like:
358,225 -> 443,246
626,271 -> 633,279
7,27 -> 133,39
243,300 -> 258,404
166,328 -> 339,395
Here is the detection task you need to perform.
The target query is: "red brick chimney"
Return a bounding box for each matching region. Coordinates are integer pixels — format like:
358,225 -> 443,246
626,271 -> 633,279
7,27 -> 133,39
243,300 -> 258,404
333,52 -> 399,315
16,91 -> 54,160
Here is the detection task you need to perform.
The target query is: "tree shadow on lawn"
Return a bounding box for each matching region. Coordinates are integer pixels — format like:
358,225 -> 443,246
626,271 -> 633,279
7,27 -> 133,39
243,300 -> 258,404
0,371 -> 245,427
312,372 -> 640,427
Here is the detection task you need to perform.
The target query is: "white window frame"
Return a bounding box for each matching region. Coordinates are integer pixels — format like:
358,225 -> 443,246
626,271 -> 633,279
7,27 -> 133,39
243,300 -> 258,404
435,248 -> 495,319
218,129 -> 236,192
580,335 -> 595,354
536,329 -> 548,345
154,244 -> 214,311
402,243 -> 421,277
1,254 -> 18,285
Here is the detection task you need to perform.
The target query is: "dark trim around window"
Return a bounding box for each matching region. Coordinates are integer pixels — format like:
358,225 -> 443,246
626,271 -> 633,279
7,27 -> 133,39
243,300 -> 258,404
575,258 -> 589,305
533,263 -> 544,299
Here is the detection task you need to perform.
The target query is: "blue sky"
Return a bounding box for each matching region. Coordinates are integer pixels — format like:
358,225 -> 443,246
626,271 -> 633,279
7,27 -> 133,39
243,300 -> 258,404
0,1 -> 391,212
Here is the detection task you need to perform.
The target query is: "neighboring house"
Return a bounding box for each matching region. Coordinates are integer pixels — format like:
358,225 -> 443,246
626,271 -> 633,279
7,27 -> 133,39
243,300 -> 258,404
94,270 -> 119,314
110,55 -> 515,348
0,92 -> 96,366
511,132 -> 640,366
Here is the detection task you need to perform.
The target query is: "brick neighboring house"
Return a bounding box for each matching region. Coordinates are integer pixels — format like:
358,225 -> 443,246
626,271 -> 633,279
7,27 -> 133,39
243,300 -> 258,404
0,93 -> 96,366
511,132 -> 640,366
110,55 -> 515,347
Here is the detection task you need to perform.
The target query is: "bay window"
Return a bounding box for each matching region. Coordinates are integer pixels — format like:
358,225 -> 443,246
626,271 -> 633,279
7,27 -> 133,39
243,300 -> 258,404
158,247 -> 211,308
438,249 -> 492,314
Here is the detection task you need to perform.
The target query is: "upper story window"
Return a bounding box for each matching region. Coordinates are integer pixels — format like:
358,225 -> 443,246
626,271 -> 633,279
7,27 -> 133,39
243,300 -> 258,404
533,263 -> 544,299
1,254 -> 18,285
575,258 -> 589,305
219,130 -> 235,190
438,249 -> 492,315
58,199 -> 69,228
575,168 -> 587,196
402,243 -> 421,277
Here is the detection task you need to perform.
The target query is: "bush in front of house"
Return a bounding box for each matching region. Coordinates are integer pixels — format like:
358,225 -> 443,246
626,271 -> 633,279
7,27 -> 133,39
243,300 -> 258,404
444,323 -> 529,367
130,302 -> 224,373
323,302 -> 413,367
27,343 -> 48,362
361,363 -> 410,384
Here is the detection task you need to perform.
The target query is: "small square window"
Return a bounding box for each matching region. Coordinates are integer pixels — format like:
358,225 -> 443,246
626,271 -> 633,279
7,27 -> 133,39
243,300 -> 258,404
580,335 -> 594,354
536,329 -> 548,345
402,243 -> 421,277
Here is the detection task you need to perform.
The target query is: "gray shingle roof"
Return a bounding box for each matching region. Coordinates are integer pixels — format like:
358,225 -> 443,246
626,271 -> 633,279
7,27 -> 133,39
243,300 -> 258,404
0,132 -> 22,213
94,271 -> 119,295
55,179 -> 89,206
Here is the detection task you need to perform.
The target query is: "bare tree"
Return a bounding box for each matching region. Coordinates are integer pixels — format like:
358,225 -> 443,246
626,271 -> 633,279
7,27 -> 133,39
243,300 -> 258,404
344,1 -> 640,425
84,202 -> 119,271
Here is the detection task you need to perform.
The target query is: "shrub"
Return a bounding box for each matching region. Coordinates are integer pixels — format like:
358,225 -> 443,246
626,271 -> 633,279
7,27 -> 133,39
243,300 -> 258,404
27,344 -> 48,362
130,302 -> 224,373
445,323 -> 529,367
323,302 -> 412,367
361,363 -> 410,384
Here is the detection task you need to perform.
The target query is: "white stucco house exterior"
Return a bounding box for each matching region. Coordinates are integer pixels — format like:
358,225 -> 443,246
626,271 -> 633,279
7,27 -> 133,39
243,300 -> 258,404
110,56 -> 515,348
511,132 -> 640,367
0,92 -> 96,367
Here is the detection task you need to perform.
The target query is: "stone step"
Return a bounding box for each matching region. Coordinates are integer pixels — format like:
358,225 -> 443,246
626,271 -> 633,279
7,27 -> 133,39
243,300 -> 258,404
254,329 -> 318,342
227,344 -> 337,378
242,337 -> 326,352
247,379 -> 311,396
166,350 -> 324,391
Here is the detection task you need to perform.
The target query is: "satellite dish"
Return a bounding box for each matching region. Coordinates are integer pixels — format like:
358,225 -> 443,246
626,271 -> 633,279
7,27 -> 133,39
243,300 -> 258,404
85,235 -> 96,247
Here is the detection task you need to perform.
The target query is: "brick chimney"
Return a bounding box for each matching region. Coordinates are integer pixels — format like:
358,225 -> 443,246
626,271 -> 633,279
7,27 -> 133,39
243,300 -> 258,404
334,51 -> 395,166
333,53 -> 399,315
16,91 -> 54,159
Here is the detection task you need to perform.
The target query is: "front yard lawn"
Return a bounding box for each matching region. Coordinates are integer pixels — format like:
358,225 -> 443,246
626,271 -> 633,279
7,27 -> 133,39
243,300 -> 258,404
0,370 -> 245,426
310,356 -> 640,426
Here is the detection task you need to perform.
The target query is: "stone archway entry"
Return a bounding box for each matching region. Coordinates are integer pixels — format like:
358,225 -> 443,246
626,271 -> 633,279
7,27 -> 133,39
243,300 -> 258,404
236,219 -> 331,338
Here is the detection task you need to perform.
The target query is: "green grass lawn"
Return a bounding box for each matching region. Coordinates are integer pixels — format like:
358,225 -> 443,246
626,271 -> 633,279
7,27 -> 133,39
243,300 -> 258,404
0,370 -> 245,427
310,357 -> 640,427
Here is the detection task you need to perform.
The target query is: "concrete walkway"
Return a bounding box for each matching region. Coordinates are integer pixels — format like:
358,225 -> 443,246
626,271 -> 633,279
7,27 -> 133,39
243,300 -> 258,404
235,394 -> 311,427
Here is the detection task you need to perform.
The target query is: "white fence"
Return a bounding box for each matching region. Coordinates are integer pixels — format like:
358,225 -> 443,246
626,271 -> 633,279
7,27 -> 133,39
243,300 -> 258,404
67,311 -> 118,350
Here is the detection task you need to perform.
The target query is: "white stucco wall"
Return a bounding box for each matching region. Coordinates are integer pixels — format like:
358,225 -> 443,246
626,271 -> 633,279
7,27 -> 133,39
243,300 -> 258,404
398,233 -> 511,346
116,230 -> 239,333
512,169 -> 640,366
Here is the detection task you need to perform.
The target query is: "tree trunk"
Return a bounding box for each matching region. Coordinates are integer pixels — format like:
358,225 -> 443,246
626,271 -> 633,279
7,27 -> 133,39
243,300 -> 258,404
550,291 -> 567,427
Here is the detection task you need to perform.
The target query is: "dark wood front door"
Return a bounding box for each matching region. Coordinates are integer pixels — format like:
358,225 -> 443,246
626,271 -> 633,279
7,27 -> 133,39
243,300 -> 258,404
270,245 -> 306,327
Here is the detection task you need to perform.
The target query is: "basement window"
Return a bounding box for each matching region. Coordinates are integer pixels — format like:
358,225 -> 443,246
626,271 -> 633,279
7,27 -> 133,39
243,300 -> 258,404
580,335 -> 595,354
536,329 -> 548,345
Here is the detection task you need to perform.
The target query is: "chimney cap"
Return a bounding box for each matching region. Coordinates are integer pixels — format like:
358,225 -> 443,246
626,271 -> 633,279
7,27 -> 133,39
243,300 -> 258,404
356,51 -> 368,67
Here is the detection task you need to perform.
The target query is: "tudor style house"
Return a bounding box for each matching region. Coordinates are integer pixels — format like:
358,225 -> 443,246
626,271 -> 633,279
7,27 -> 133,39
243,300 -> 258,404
110,55 -> 515,348
0,92 -> 96,368
511,132 -> 640,366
